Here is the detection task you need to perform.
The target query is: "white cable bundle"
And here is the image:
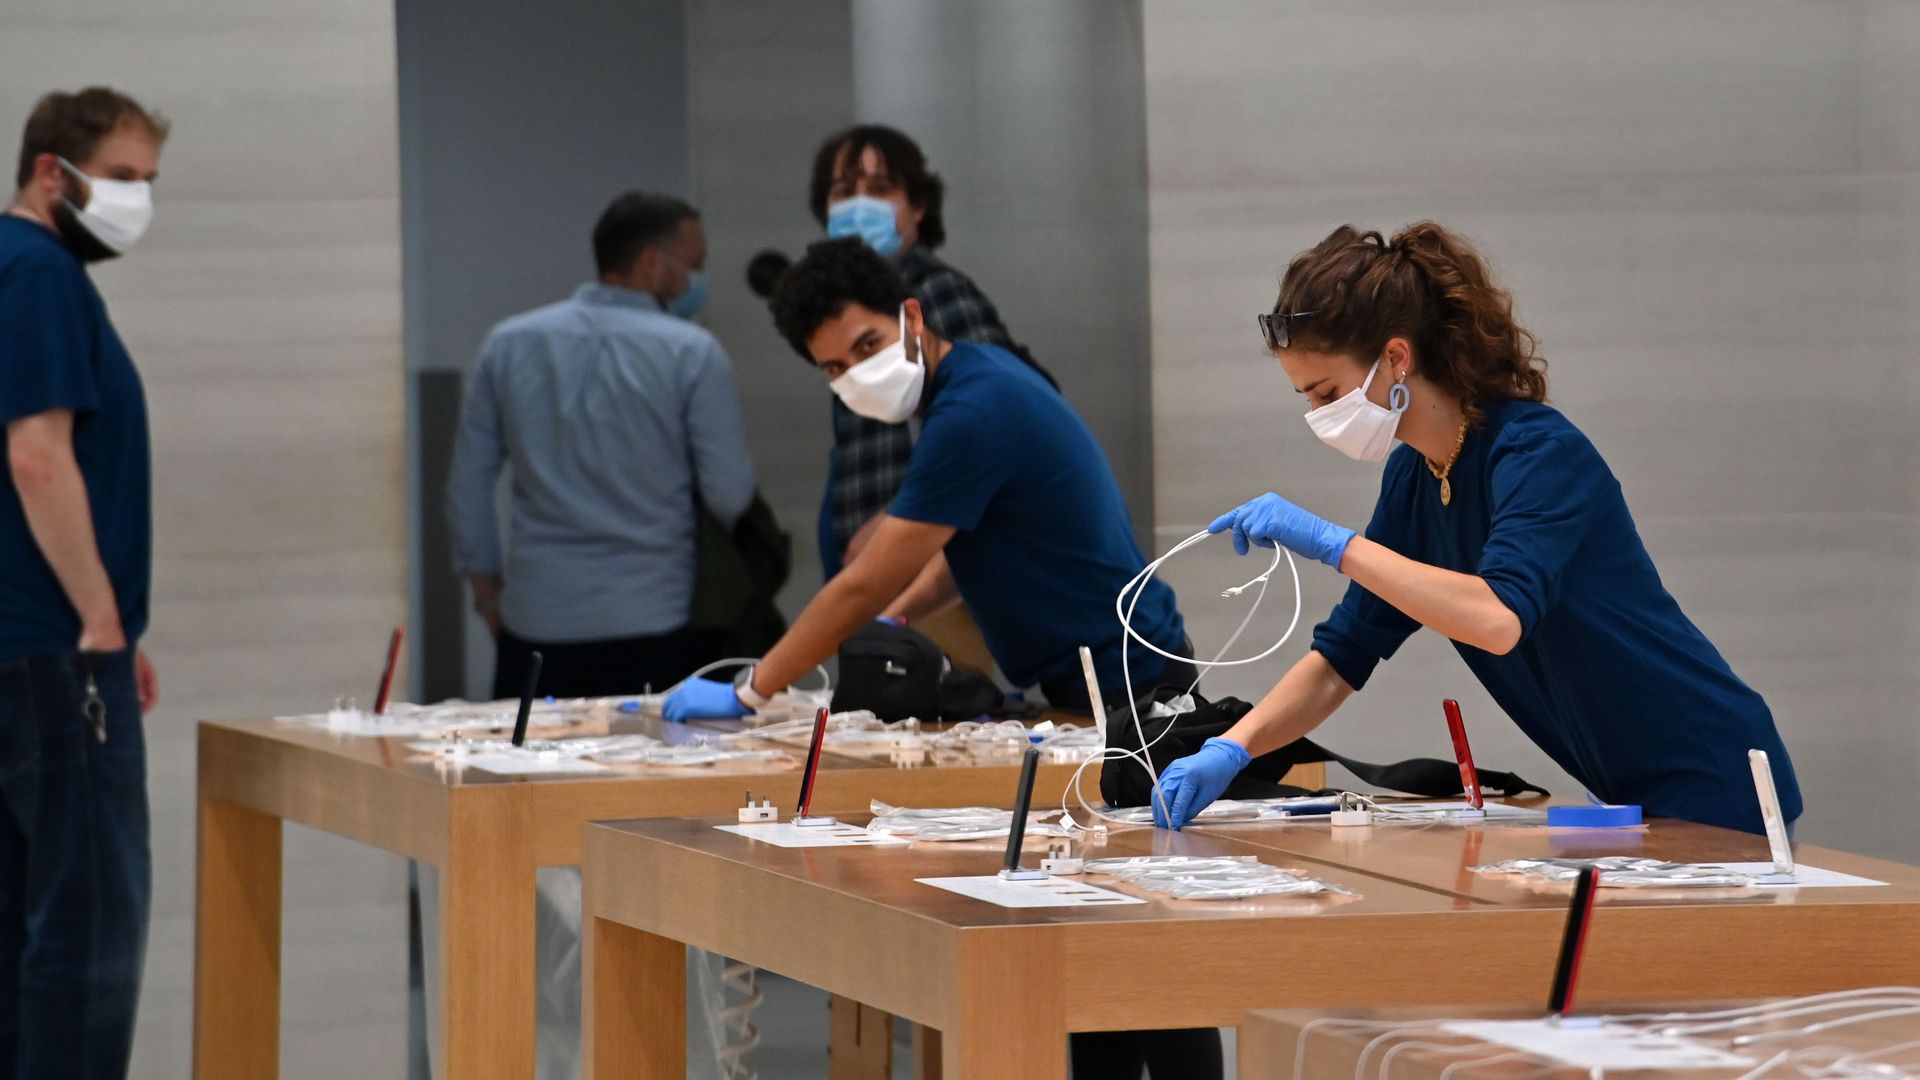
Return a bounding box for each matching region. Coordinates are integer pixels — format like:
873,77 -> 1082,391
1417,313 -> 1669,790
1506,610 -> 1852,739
1287,987 -> 1920,1080
1061,529 -> 1304,833
715,960 -> 763,1080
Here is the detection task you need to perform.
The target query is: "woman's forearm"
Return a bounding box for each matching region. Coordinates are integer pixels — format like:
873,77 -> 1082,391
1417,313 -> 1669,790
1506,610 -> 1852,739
1221,650 -> 1354,757
1339,537 -> 1522,654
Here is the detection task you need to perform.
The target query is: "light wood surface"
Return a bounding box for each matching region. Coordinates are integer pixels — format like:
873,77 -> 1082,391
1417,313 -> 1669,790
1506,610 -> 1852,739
1243,1000 -> 1920,1080
583,816 -> 1489,1079
195,711 -> 1301,1079
580,813 -> 1920,1080
1209,815 -> 1920,1001
192,789 -> 282,1080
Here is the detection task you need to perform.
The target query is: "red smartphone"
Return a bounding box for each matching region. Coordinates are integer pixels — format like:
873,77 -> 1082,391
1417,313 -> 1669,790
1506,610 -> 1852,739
373,627 -> 405,716
1443,699 -> 1483,810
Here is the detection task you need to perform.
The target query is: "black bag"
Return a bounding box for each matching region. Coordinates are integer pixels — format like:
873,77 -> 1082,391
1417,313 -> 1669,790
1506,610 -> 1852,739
689,492 -> 791,657
1099,688 -> 1550,808
831,621 -> 1015,722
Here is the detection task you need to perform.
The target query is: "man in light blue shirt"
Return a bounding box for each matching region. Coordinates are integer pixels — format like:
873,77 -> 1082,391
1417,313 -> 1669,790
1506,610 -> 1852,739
446,191 -> 755,698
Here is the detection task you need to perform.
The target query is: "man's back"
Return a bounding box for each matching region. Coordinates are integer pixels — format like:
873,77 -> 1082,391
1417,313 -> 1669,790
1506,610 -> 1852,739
447,283 -> 754,644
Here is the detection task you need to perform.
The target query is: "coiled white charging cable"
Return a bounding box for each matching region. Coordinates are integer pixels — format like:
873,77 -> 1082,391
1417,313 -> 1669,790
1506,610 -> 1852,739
1060,529 -> 1304,833
716,958 -> 763,1079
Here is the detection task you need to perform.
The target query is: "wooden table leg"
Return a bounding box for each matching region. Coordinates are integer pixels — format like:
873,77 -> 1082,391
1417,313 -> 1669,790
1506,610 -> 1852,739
584,918 -> 685,1079
437,791 -> 535,1079
194,792 -> 282,1080
912,1023 -> 943,1080
829,995 -> 894,1079
943,938 -> 1066,1078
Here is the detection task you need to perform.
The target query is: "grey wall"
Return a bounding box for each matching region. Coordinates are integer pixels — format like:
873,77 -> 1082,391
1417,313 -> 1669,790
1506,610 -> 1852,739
395,0 -> 693,700
685,0 -> 856,609
848,0 -> 1157,540
0,1 -> 410,1075
1143,0 -> 1920,861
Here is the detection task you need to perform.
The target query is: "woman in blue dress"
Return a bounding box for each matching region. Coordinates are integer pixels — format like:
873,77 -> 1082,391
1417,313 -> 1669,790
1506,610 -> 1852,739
1154,222 -> 1801,835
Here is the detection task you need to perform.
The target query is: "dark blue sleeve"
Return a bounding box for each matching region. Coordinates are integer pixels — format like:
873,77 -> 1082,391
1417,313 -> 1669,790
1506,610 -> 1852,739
0,251 -> 97,425
1478,427 -> 1613,637
817,453 -> 842,579
1311,463 -> 1422,691
887,401 -> 1011,531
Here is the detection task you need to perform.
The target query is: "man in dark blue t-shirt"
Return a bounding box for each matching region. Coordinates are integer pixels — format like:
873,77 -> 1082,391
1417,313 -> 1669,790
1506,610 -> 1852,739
665,236 -> 1186,719
1,87 -> 166,1079
664,237 -> 1218,1078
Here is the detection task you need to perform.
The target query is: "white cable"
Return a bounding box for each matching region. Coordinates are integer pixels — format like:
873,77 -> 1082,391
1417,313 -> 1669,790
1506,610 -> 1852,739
1611,987 -> 1920,1027
669,657 -> 832,696
1437,1050 -> 1537,1080
716,959 -> 763,1079
1733,1006 -> 1920,1047
1665,997 -> 1920,1037
1061,529 -> 1302,834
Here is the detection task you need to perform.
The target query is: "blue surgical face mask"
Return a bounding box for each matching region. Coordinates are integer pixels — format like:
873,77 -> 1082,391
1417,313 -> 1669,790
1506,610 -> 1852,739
826,194 -> 903,258
669,268 -> 708,320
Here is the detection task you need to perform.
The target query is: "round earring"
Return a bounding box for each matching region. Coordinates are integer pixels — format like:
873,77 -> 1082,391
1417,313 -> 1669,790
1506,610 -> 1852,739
1388,379 -> 1410,413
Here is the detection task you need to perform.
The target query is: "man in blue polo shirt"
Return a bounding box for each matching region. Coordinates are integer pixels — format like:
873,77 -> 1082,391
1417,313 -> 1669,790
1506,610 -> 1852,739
665,235 -> 1188,720
665,238 -> 1223,1077
1,86 -> 167,1079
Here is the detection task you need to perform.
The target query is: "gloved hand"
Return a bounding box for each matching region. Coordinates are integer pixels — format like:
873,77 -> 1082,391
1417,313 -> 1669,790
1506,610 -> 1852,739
1208,492 -> 1356,569
1152,737 -> 1253,829
662,677 -> 751,723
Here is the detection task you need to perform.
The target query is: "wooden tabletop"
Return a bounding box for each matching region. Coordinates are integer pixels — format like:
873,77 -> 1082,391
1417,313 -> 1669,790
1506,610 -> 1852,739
583,810 -> 1920,1043
1242,999 -> 1920,1080
1206,814 -> 1920,909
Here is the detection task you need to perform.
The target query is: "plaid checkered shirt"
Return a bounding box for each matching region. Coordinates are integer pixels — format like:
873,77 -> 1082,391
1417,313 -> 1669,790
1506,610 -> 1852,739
821,245 -> 1023,575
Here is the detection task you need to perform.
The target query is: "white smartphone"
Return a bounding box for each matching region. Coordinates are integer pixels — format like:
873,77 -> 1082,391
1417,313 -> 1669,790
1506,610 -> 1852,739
1080,646 -> 1107,738
1749,748 -> 1794,878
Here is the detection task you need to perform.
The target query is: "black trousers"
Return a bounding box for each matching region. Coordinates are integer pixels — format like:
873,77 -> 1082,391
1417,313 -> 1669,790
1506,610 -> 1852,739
491,624 -> 729,700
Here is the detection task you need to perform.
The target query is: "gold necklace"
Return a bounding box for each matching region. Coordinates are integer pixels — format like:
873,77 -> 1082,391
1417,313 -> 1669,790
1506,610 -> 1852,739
1426,418 -> 1470,506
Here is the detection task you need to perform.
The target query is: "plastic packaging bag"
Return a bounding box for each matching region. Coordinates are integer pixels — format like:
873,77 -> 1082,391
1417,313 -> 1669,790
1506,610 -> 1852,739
1472,856 -> 1754,888
866,799 -> 1068,840
1084,854 -> 1353,900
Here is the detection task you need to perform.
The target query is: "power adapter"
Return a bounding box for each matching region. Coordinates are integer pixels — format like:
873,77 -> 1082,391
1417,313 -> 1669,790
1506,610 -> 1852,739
737,790 -> 779,823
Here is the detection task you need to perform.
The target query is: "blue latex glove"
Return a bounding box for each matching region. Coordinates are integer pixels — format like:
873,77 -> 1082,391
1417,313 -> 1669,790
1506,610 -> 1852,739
1208,492 -> 1356,569
662,677 -> 751,723
1152,737 -> 1253,829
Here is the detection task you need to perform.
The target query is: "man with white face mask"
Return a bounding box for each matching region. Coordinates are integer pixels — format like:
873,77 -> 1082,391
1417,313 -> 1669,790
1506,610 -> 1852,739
804,125 -> 1053,577
668,235 -> 1220,1078
1,86 -> 167,1079
666,236 -> 1189,720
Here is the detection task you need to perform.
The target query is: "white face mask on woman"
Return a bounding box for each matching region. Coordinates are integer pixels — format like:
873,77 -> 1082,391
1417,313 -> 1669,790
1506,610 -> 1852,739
829,306 -> 925,424
1303,356 -> 1409,462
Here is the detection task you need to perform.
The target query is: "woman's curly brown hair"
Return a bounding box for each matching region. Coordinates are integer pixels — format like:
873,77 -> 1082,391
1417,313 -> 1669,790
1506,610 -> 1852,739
1275,222 -> 1546,420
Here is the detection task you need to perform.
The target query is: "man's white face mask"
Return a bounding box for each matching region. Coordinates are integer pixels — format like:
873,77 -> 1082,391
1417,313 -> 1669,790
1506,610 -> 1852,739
58,158 -> 154,257
1303,356 -> 1410,462
830,305 -> 925,424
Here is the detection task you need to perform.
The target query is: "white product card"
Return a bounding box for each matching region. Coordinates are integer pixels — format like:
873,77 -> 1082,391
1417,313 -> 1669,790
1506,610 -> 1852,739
460,753 -> 614,777
1696,863 -> 1888,888
916,875 -> 1147,908
1439,1019 -> 1753,1070
712,824 -> 908,848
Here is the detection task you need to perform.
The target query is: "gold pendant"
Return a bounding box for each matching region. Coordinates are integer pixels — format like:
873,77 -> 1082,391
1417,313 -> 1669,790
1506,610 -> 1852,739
1440,477 -> 1452,506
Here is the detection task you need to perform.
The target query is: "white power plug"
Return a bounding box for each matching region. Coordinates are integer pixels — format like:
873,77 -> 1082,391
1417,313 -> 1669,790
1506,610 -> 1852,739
737,790 -> 779,823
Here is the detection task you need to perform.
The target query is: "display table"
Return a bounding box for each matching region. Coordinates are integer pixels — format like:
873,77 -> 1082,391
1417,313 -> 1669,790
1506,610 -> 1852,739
581,811 -> 1920,1079
193,708 -> 1261,1080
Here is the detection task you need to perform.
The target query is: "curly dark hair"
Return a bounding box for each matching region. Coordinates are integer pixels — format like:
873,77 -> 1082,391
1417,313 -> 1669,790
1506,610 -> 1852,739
808,124 -> 946,250
770,237 -> 911,362
1275,222 -> 1546,422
